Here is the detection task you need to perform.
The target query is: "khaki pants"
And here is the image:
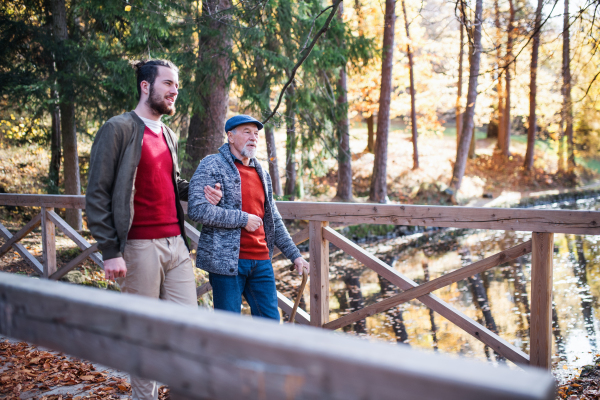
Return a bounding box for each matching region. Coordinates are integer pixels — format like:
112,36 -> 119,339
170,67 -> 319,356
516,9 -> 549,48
117,235 -> 197,400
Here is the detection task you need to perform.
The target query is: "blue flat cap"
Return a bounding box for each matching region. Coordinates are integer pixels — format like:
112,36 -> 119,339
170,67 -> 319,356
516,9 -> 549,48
225,114 -> 264,132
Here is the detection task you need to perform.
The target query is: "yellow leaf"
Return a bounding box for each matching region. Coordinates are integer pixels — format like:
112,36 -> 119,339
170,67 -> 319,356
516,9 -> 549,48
124,5 -> 131,11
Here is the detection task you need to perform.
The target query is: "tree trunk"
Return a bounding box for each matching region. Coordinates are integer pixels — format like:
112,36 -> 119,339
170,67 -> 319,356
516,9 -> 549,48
366,114 -> 375,153
183,0 -> 232,179
524,0 -> 544,170
450,0 -> 483,193
284,82 -> 297,200
369,0 -> 396,203
265,125 -> 283,197
179,114 -> 189,141
502,0 -> 515,157
335,2 -> 353,202
51,0 -> 81,230
494,0 -> 505,152
48,94 -> 61,194
456,15 -> 464,148
401,0 -> 419,170
562,0 -> 575,170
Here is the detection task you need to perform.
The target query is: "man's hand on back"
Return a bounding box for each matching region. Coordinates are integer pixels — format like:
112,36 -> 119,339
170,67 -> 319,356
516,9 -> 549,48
245,214 -> 262,232
293,257 -> 309,275
204,183 -> 222,205
104,257 -> 127,280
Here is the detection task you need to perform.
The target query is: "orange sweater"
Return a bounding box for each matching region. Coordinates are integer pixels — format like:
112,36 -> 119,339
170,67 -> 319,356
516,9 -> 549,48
235,163 -> 270,260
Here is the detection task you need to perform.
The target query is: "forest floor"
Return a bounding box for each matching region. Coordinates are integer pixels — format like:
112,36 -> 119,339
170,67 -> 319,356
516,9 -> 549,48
1,126 -> 599,398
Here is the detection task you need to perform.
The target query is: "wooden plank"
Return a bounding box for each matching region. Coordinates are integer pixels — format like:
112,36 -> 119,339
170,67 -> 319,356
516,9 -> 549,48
530,232 -> 554,369
273,227 -> 309,258
0,272 -> 556,400
277,291 -> 311,325
0,222 -> 44,275
0,213 -> 41,257
41,208 -> 57,278
196,282 -> 310,325
324,228 -> 532,331
196,282 -> 212,297
2,194 -> 599,234
0,193 -> 85,209
319,227 -> 529,365
276,201 -> 600,235
309,221 -> 329,327
184,221 -> 200,248
47,210 -> 103,268
50,243 -> 99,281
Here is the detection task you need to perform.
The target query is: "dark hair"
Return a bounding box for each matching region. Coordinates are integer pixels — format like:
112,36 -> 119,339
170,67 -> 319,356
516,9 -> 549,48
133,59 -> 179,99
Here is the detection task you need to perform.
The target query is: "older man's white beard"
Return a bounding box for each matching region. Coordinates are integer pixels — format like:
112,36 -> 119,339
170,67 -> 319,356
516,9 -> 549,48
241,142 -> 257,158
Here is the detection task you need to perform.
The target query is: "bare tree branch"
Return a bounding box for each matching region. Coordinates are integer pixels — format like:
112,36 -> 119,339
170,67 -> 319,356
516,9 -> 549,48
262,0 -> 343,125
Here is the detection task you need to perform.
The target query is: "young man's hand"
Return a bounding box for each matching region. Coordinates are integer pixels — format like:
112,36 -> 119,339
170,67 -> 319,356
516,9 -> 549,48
245,214 -> 262,232
293,257 -> 309,275
104,257 -> 127,280
204,183 -> 222,205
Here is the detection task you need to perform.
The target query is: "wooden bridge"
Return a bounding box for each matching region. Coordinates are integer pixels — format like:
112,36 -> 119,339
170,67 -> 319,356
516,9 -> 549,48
2,193 -> 598,398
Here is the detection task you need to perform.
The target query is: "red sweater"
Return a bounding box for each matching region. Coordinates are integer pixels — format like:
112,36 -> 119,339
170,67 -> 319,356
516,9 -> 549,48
127,126 -> 181,240
235,163 -> 270,260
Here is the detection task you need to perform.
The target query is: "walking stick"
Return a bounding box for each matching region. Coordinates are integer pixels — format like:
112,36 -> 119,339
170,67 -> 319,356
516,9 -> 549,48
288,265 -> 308,323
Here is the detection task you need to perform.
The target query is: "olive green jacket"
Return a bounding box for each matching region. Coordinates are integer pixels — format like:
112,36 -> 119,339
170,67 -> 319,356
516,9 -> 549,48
86,111 -> 189,260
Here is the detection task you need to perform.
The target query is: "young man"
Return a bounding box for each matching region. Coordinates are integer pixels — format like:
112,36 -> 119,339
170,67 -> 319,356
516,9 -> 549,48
187,115 -> 309,321
86,59 -> 221,400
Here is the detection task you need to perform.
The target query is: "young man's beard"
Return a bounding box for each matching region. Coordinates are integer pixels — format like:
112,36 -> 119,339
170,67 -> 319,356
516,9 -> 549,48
147,84 -> 175,116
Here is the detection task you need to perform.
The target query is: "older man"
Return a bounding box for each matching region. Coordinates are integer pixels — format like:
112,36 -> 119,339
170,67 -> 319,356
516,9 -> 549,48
188,115 -> 309,320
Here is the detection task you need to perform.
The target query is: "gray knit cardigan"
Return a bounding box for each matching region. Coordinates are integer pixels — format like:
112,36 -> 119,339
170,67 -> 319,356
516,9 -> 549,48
187,143 -> 302,275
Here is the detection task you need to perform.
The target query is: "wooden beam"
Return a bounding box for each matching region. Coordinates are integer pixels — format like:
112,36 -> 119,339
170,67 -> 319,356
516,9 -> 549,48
276,201 -> 600,235
47,210 -> 103,268
530,232 -> 554,369
2,194 -> 599,234
184,222 -> 200,249
196,282 -> 212,297
0,222 -> 44,275
41,208 -> 57,278
277,291 -> 311,325
0,213 -> 41,257
0,193 -> 85,209
309,221 -> 329,327
324,227 -> 531,331
273,227 -> 309,258
50,243 -> 99,281
319,227 -> 529,365
0,273 -> 556,400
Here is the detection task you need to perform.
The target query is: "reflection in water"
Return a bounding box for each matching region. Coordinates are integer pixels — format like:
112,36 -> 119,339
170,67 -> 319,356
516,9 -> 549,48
320,195 -> 600,382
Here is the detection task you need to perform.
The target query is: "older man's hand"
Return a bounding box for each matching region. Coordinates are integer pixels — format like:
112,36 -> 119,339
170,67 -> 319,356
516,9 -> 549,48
245,214 -> 262,232
204,183 -> 222,205
293,257 -> 309,275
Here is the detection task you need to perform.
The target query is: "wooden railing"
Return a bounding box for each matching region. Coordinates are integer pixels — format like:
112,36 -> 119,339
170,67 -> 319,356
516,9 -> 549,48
2,193 -> 600,370
0,272 -> 556,400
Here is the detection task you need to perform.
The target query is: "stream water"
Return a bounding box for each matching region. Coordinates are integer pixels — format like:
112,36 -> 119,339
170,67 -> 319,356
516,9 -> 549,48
278,193 -> 600,383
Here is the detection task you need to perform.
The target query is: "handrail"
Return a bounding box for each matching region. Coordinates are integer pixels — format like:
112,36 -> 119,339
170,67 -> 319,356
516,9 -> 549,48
0,272 -> 556,400
2,193 -> 599,234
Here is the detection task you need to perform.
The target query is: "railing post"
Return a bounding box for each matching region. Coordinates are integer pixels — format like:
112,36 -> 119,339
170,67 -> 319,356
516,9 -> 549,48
41,207 -> 57,278
309,220 -> 329,327
530,232 -> 554,369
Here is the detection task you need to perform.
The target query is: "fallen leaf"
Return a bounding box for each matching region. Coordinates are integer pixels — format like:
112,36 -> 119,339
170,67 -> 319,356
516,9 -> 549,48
80,375 -> 95,381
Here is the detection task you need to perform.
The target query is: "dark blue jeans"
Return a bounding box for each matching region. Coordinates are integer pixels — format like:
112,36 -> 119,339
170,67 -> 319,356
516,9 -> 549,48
209,259 -> 280,321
